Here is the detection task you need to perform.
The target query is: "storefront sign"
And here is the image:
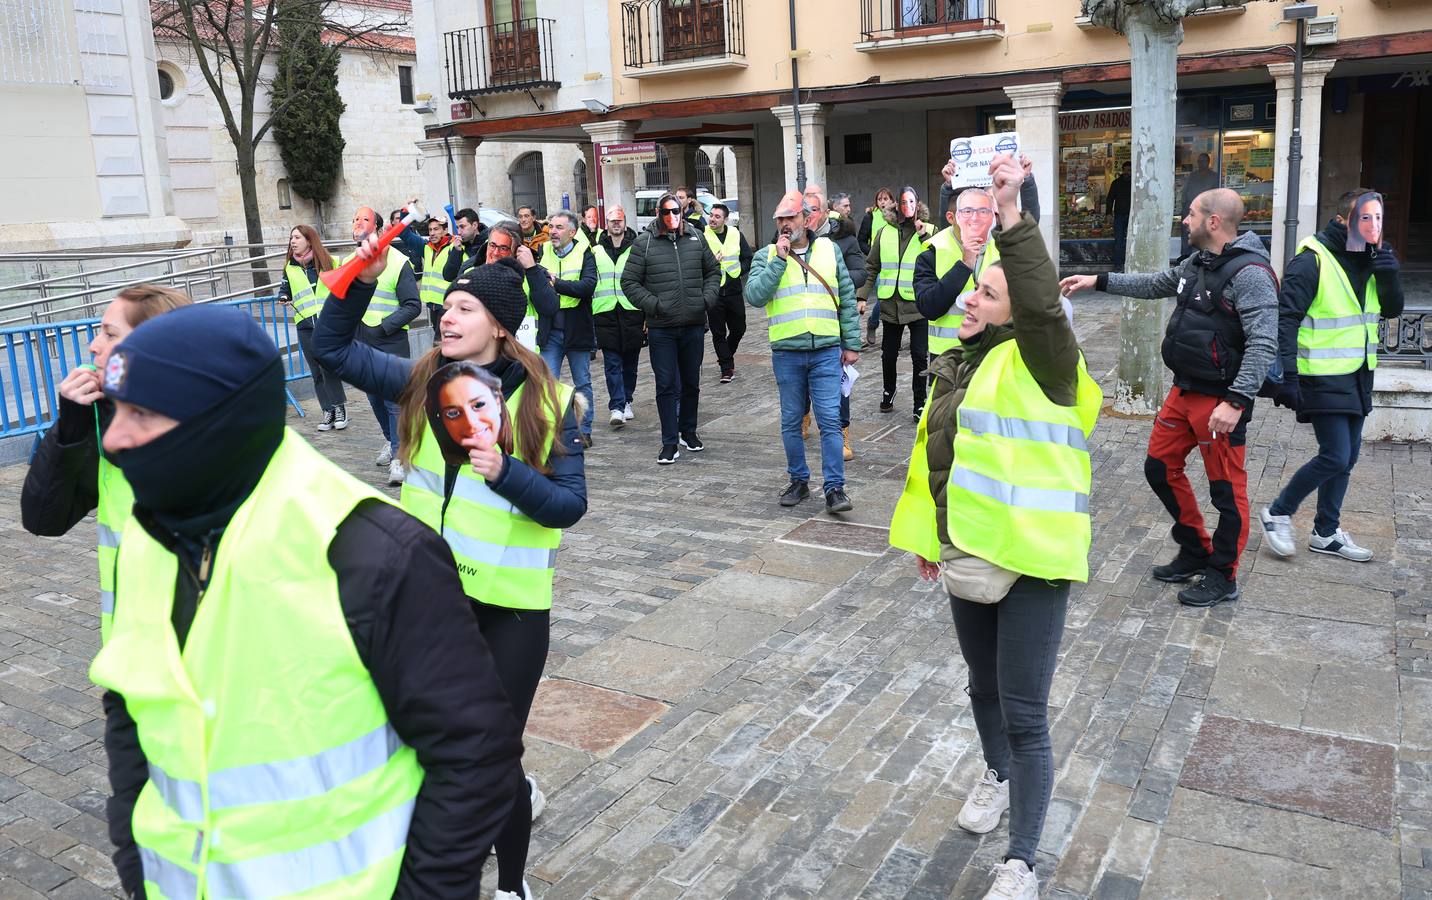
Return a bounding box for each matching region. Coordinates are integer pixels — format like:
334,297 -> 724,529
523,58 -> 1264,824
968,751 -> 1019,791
1229,103 -> 1254,122
1248,148 -> 1274,168
948,131 -> 1021,187
1058,108 -> 1131,131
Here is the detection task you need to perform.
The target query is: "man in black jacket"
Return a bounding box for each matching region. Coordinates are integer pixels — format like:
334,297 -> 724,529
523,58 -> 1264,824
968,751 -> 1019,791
91,305 -> 523,898
1105,162 -> 1132,271
704,202 -> 752,383
538,210 -> 598,446
442,207 -> 489,281
621,191 -> 721,463
1260,189 -> 1404,563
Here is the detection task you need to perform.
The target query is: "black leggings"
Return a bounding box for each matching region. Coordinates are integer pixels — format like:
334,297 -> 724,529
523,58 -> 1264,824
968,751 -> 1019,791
881,319 -> 928,412
475,602 -> 550,894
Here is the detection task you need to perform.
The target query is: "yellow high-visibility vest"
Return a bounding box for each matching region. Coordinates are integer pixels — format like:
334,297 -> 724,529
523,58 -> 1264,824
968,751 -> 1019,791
1294,237 -> 1380,376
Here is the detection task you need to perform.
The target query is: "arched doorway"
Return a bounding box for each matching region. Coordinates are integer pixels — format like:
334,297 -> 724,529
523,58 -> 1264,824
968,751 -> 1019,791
510,151 -> 546,215
573,158 -> 590,212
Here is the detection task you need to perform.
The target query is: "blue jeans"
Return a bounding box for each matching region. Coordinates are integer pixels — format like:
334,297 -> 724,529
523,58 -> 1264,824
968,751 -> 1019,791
867,299 -> 880,332
1269,413 -> 1364,536
602,348 -> 639,411
540,327 -> 594,435
647,325 -> 704,446
359,325 -> 408,453
773,347 -> 844,492
950,576 -> 1069,869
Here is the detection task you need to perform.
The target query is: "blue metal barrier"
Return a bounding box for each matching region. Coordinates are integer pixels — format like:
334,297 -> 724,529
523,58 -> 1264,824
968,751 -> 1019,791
1,295 -> 314,447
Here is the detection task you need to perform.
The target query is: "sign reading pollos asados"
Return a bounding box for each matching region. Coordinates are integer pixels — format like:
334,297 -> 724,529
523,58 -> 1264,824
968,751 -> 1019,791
1058,108 -> 1132,131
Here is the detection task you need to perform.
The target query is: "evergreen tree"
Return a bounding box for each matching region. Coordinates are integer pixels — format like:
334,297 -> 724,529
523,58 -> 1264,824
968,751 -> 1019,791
271,0 -> 346,203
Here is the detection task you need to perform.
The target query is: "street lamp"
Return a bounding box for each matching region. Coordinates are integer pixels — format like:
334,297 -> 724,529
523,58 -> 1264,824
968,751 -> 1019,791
1282,2 -> 1318,266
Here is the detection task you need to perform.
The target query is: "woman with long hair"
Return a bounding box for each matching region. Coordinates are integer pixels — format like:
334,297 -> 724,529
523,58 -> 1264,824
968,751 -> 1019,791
863,185 -> 937,421
22,284 -> 193,638
279,224 -> 348,432
314,242 -> 587,900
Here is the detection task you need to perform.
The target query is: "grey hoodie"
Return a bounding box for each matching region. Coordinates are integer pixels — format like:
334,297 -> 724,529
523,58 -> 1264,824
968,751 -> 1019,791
1098,230 -> 1278,404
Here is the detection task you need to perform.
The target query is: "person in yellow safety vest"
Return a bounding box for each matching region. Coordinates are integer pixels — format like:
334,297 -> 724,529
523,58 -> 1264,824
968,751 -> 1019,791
888,155 -> 1101,900
857,187 -> 896,344
576,205 -> 604,249
593,206 -> 646,427
537,210 -> 598,446
280,224 -> 349,431
704,202 -> 752,382
744,189 -> 862,514
1259,187 -> 1405,563
21,285 -> 192,643
88,304 -> 524,899
860,185 -> 936,421
915,187 -> 999,360
344,205 -> 423,487
422,216 -> 458,338
313,246 -> 588,900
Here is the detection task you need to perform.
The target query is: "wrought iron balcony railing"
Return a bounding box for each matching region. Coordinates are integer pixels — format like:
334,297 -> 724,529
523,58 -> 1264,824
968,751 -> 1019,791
859,0 -> 1000,43
444,17 -> 559,99
621,0 -> 744,70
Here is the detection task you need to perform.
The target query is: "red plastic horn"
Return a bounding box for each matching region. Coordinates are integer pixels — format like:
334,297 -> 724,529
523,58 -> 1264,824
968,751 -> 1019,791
321,202 -> 426,299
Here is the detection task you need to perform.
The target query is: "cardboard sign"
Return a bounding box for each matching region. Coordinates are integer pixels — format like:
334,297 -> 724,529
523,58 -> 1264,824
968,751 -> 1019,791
1346,191 -> 1383,252
516,315 -> 539,352
949,132 -> 1021,187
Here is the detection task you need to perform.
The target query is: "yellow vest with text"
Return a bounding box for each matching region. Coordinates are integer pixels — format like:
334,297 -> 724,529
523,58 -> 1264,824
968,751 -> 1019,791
889,340 -> 1102,582
704,226 -> 742,285
88,431 -> 424,900
592,244 -> 637,315
340,246 -> 410,329
283,260 -> 334,324
95,437 -> 131,642
763,238 -> 841,343
876,224 -> 927,301
540,241 -> 589,310
1295,237 -> 1380,377
421,242 -> 456,307
401,381 -> 573,610
926,231 -> 1000,357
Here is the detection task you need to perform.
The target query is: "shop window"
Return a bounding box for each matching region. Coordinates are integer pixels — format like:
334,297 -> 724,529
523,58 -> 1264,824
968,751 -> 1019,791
844,133 -> 873,165
277,178 -> 292,210
573,158 -> 589,212
398,65 -> 414,105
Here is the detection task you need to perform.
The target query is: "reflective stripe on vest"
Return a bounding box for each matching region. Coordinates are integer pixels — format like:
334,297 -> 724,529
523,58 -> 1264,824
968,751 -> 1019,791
340,247 -> 410,329
88,431 -> 424,900
541,241 -> 589,309
1294,237 -> 1380,377
876,223 -> 927,300
400,381 -> 573,610
95,444 -> 132,643
592,245 -> 637,315
704,226 -> 742,284
421,242 -> 455,307
763,238 -> 841,343
284,262 -> 332,323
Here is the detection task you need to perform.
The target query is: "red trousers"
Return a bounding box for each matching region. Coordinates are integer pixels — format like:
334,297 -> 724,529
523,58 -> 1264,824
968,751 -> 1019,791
1143,388 -> 1251,579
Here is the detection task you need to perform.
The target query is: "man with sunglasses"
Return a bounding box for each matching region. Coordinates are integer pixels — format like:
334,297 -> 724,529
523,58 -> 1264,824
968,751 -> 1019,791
449,219 -> 559,353
622,192 -> 720,464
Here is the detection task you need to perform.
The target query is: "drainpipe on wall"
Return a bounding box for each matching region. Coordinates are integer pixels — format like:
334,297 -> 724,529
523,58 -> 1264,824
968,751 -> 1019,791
788,0 -> 805,191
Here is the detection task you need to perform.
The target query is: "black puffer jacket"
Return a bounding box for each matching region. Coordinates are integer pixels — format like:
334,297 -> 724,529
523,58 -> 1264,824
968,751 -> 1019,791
620,220 -> 720,328
1278,219 -> 1405,421
594,229 -> 646,353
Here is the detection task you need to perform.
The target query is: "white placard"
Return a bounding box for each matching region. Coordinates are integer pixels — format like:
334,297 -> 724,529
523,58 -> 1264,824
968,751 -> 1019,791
948,132 -> 1021,188
516,315 -> 538,352
841,364 -> 859,399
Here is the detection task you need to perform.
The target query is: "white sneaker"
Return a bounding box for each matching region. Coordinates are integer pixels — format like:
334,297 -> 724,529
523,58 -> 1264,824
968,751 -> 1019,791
375,442 -> 393,467
983,859 -> 1038,900
527,774 -> 546,820
609,409 -> 625,429
387,459 -> 405,486
957,769 -> 1010,835
1309,528 -> 1374,562
493,882 -> 533,900
623,403 -> 634,421
1259,507 -> 1295,558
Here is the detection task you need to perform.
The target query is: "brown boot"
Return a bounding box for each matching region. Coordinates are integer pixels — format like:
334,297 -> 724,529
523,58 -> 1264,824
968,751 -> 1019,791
802,412 -> 810,440
843,427 -> 854,461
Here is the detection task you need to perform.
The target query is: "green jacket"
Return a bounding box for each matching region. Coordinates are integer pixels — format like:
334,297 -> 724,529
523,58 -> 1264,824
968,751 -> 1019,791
860,217 -> 937,324
744,232 -> 861,353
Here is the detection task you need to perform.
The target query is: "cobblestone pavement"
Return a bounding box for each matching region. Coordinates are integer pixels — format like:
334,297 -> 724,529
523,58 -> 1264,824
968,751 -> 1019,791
1,292 -> 1430,899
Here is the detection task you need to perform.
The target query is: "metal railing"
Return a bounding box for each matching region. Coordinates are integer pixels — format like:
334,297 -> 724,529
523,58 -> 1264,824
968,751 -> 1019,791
621,0 -> 744,70
0,295 -> 312,448
444,18 -> 560,98
1380,308 -> 1432,369
859,0 -> 999,42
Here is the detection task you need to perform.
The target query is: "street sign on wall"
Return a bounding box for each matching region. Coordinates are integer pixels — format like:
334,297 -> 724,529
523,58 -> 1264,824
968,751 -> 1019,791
451,101 -> 473,121
600,141 -> 658,165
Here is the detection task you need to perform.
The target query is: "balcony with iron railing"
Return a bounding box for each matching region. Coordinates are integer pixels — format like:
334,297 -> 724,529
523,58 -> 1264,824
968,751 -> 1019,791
444,17 -> 560,100
857,0 -> 1002,51
620,0 -> 746,78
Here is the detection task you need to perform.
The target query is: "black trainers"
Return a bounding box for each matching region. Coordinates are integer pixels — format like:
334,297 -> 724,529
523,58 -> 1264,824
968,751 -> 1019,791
779,480 -> 810,507
912,405 -> 924,423
1151,554 -> 1207,583
658,444 -> 680,464
316,408 -> 336,432
825,487 -> 853,513
333,404 -> 347,430
679,432 -> 704,452
1177,569 -> 1239,608
720,369 -> 735,384
880,393 -> 894,413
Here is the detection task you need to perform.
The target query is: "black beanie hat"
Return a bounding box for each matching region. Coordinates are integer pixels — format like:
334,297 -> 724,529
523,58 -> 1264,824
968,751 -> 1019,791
445,257 -> 528,336
103,304 -> 280,421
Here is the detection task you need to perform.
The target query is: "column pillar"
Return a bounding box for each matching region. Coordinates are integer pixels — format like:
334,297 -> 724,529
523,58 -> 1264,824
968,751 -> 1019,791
416,136 -> 482,216
583,121 -> 639,221
1003,82 -> 1064,261
1269,59 -> 1336,275
771,103 -> 831,193
730,144 -> 756,244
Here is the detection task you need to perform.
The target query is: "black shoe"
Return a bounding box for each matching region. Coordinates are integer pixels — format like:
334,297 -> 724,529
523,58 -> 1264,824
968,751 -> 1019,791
779,480 -> 810,507
880,393 -> 894,413
580,432 -> 593,449
720,370 -> 735,384
1152,554 -> 1206,583
825,487 -> 853,513
912,405 -> 924,423
333,404 -> 348,430
658,444 -> 680,464
679,432 -> 704,452
316,407 -> 336,432
1177,569 -> 1239,608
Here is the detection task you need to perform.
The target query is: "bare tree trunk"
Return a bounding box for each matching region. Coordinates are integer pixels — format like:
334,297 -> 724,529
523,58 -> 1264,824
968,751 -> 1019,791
235,138 -> 272,293
1116,5 -> 1181,415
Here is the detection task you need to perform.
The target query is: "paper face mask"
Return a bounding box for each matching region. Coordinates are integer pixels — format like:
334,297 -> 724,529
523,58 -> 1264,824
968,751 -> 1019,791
1346,192 -> 1383,253
426,362 -> 508,466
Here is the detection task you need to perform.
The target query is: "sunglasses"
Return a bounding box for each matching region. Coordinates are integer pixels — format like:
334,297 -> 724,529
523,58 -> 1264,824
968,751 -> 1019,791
660,208 -> 681,218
